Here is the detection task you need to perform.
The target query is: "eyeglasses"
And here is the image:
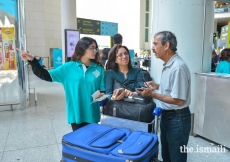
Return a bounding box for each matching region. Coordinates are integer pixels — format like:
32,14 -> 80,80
88,47 -> 99,52
116,52 -> 129,58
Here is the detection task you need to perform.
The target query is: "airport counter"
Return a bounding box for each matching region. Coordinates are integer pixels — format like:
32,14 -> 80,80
193,72 -> 230,148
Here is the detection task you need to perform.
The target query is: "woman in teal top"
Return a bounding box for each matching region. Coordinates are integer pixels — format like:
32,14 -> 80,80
215,48 -> 230,74
106,45 -> 144,100
17,37 -> 105,131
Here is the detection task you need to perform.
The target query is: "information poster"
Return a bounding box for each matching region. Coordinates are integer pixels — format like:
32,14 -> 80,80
129,49 -> 135,66
53,48 -> 62,69
0,28 -> 4,70
65,29 -> 80,58
2,27 -> 17,70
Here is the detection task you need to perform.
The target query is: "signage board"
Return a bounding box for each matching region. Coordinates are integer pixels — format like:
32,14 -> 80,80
100,21 -> 118,36
65,29 -> 80,60
53,48 -> 62,69
77,18 -> 100,35
215,8 -> 228,13
220,25 -> 229,48
129,49 -> 135,66
77,18 -> 118,36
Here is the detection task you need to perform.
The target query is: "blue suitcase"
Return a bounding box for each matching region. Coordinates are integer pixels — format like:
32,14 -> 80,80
61,123 -> 158,162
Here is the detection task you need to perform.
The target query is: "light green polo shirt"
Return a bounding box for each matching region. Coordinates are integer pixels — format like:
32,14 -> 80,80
48,61 -> 105,124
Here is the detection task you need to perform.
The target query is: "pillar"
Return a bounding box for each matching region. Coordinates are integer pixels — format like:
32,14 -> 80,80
150,0 -> 215,112
61,0 -> 77,63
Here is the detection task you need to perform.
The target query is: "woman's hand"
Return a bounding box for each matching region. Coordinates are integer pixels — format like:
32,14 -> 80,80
124,89 -> 133,97
97,93 -> 104,99
111,89 -> 126,100
111,89 -> 134,100
16,48 -> 34,61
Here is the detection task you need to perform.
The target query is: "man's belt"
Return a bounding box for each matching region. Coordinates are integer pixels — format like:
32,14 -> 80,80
163,107 -> 189,114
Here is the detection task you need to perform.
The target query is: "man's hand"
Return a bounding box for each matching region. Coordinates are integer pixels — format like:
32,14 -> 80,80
136,88 -> 153,97
145,81 -> 159,90
16,48 -> 34,61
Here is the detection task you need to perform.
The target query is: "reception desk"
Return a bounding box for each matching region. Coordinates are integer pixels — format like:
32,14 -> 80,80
194,73 -> 230,148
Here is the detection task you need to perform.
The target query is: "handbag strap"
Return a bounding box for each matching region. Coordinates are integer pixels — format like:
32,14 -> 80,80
122,79 -> 145,88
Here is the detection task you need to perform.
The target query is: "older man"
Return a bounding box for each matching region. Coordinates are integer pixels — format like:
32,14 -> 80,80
137,31 -> 191,162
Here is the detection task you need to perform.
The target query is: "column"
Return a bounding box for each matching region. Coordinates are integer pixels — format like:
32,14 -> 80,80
61,0 -> 77,63
150,0 -> 215,112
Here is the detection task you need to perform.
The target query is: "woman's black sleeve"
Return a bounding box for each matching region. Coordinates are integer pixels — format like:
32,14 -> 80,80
28,58 -> 52,82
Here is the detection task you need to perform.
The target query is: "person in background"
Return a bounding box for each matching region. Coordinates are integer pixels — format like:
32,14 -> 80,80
134,53 -> 140,67
106,45 -> 144,100
100,48 -> 110,67
17,37 -> 105,131
211,50 -> 219,72
137,31 -> 191,162
215,48 -> 230,74
108,33 -> 123,58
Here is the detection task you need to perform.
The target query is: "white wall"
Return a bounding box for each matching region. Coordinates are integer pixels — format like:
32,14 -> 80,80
24,0 -> 62,67
139,0 -> 146,51
76,0 -> 141,53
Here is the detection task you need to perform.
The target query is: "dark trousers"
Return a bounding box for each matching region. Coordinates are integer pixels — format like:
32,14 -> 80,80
160,107 -> 191,162
71,122 -> 89,131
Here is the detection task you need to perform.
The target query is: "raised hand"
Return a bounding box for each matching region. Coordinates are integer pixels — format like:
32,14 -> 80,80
16,48 -> 34,61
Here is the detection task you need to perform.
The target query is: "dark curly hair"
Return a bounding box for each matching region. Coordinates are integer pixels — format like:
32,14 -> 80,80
106,45 -> 132,71
71,37 -> 102,66
219,48 -> 230,61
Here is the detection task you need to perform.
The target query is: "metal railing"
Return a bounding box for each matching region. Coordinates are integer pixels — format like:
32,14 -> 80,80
0,102 -> 20,111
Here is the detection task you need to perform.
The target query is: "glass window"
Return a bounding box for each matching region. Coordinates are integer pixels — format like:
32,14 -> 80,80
145,29 -> 149,42
146,0 -> 149,11
145,13 -> 149,27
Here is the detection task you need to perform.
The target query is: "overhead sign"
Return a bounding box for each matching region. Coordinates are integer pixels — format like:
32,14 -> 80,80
77,18 -> 100,35
215,8 -> 228,13
100,21 -> 118,36
220,25 -> 230,48
77,18 -> 118,36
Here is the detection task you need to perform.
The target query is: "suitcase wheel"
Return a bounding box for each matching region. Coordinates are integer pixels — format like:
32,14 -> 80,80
151,154 -> 161,162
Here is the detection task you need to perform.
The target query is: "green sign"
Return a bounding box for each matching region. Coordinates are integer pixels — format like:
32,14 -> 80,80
77,18 -> 100,35
220,25 -> 230,48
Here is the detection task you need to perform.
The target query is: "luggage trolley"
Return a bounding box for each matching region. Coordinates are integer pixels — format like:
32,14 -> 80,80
60,101 -> 163,162
100,107 -> 163,162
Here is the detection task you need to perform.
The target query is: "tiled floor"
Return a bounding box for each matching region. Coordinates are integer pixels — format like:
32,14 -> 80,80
0,70 -> 229,162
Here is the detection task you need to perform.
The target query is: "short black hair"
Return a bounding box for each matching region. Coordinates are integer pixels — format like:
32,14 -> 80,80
101,48 -> 110,60
113,33 -> 122,44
